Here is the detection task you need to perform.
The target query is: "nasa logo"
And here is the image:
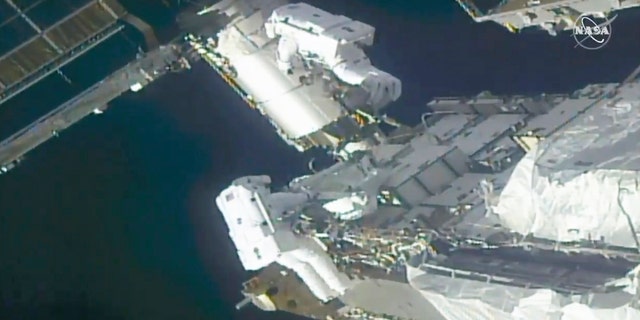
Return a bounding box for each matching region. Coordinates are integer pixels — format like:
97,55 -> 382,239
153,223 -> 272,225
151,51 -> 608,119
572,13 -> 617,50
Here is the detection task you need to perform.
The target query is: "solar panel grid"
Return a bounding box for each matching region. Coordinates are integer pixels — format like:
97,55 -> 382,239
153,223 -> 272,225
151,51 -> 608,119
0,0 -> 126,103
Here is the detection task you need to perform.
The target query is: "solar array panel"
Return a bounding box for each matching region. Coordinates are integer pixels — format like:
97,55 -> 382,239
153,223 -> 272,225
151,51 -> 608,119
0,0 -> 127,105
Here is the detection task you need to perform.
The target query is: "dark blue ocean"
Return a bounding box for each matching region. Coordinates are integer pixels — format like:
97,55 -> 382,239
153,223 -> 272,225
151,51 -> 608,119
1,1 -> 639,319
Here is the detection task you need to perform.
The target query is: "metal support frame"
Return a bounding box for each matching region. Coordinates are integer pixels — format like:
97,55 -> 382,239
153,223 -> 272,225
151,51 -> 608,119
0,43 -> 189,173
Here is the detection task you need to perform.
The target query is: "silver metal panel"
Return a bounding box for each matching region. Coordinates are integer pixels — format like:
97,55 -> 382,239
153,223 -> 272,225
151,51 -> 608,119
422,174 -> 487,207
482,0 -> 622,19
426,115 -> 476,142
469,96 -> 504,115
472,135 -> 521,163
516,96 -> 600,137
458,0 -> 640,34
385,142 -> 453,188
428,97 -> 476,114
395,178 -> 430,206
516,96 -> 555,114
415,159 -> 458,195
442,147 -> 470,175
453,114 -> 526,155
